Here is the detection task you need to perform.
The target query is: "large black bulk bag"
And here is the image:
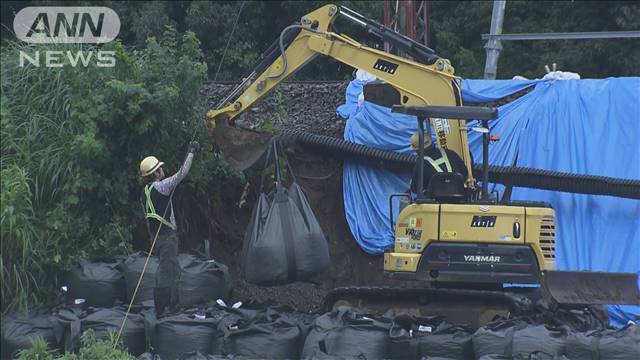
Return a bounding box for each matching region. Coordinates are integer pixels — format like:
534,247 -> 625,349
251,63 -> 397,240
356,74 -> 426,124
123,252 -> 159,304
565,323 -> 640,360
55,306 -> 145,355
472,320 -> 569,358
177,254 -> 232,307
242,142 -> 329,286
220,318 -> 302,358
144,309 -> 221,360
66,258 -> 125,307
242,182 -> 330,286
533,301 -> 608,332
302,307 -> 391,359
389,314 -> 473,360
81,307 -> 146,356
1,307 -> 63,359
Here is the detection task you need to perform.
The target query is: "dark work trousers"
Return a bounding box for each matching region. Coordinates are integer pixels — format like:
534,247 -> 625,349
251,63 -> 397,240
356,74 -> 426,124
154,230 -> 180,313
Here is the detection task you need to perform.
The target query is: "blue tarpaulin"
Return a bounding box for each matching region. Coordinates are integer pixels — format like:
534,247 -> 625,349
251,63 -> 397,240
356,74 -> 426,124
337,77 -> 640,326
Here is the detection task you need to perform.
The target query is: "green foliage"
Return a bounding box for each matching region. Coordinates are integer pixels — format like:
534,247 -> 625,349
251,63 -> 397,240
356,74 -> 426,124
2,1 -> 635,79
16,336 -> 56,360
1,29 -> 244,312
17,330 -> 135,360
430,1 -> 640,78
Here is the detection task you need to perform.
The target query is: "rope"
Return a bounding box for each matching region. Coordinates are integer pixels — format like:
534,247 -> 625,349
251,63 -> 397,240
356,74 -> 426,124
112,1 -> 247,349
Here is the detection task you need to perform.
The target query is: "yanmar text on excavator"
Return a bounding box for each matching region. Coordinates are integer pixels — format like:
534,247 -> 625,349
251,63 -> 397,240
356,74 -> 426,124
206,4 -> 639,323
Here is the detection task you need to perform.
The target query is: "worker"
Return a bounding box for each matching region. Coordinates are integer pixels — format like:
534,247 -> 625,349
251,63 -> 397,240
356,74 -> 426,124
139,140 -> 200,315
409,132 -> 468,194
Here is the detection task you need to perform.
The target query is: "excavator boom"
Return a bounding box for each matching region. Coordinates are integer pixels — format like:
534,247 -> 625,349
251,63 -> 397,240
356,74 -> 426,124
207,4 -> 475,186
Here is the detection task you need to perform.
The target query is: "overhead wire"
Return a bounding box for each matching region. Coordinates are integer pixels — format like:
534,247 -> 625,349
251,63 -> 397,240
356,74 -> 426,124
112,1 -> 247,349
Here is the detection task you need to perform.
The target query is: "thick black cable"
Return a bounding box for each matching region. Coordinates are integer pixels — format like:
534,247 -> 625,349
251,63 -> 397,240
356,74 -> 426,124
277,130 -> 640,200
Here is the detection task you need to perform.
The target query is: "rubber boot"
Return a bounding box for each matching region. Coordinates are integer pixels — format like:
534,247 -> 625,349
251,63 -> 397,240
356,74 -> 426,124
154,287 -> 171,316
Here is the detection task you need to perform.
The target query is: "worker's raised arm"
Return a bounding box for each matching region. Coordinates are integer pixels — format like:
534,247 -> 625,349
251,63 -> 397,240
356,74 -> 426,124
154,142 -> 199,195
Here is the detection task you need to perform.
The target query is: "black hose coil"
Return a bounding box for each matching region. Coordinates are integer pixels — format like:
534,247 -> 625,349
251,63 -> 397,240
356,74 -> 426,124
278,129 -> 640,200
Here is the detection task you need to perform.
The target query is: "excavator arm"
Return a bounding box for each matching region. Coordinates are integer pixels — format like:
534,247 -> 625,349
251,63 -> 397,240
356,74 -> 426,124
207,4 -> 475,186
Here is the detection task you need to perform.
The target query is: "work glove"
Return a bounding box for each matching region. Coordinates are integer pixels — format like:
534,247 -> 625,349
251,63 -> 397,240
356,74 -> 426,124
189,140 -> 200,154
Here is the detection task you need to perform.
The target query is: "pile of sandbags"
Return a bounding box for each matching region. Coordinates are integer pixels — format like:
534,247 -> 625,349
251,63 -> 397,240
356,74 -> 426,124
143,304 -> 316,359
4,300 -> 640,360
564,323 -> 640,360
65,253 -> 233,308
472,319 -> 569,359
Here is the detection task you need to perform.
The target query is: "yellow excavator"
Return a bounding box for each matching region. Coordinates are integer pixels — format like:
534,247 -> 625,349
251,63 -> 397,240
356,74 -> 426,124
207,4 -> 639,323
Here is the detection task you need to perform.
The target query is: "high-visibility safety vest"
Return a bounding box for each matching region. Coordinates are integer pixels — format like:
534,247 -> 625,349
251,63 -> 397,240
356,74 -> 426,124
424,148 -> 453,173
144,184 -> 176,231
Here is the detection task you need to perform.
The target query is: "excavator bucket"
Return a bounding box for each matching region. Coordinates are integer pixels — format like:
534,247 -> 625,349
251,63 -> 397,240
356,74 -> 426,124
540,270 -> 640,305
211,119 -> 273,170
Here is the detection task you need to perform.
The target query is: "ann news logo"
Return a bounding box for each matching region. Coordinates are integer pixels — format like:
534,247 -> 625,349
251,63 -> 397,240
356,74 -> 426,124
13,7 -> 120,68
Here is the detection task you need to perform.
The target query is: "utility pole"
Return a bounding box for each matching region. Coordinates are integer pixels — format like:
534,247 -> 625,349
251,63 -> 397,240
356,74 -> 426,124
483,0 -> 506,79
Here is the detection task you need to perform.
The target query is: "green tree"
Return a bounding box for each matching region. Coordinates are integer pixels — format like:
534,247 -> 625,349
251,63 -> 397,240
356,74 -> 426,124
1,29 -> 244,312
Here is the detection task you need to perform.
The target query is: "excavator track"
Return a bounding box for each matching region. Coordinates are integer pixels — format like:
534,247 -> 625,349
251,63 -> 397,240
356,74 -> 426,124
322,286 -> 537,328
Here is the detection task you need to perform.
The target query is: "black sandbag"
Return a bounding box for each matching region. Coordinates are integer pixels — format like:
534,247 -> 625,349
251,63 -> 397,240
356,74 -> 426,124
242,143 -> 330,286
55,305 -> 145,355
472,320 -> 528,357
138,353 -> 157,360
81,307 -> 146,356
144,309 -> 221,360
389,314 -> 473,360
511,325 -> 568,358
565,323 -> 640,360
302,307 -> 391,359
177,254 -> 232,308
472,320 -> 569,358
1,307 -> 63,358
252,305 -> 318,339
123,252 -> 159,304
534,301 -> 608,332
66,258 -> 125,307
220,318 -> 302,358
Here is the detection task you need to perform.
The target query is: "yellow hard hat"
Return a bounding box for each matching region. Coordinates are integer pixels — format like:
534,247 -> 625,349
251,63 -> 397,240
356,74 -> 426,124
410,132 -> 433,150
140,156 -> 164,177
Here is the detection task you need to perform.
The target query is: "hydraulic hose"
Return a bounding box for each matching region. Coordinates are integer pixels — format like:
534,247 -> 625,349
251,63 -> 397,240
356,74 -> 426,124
277,129 -> 640,200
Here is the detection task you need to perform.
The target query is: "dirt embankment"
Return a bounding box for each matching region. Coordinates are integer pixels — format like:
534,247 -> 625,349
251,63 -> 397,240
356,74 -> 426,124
194,81 -> 399,311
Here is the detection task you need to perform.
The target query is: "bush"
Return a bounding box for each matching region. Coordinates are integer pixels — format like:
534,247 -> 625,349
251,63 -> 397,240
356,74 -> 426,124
17,330 -> 136,360
1,28 -> 245,312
